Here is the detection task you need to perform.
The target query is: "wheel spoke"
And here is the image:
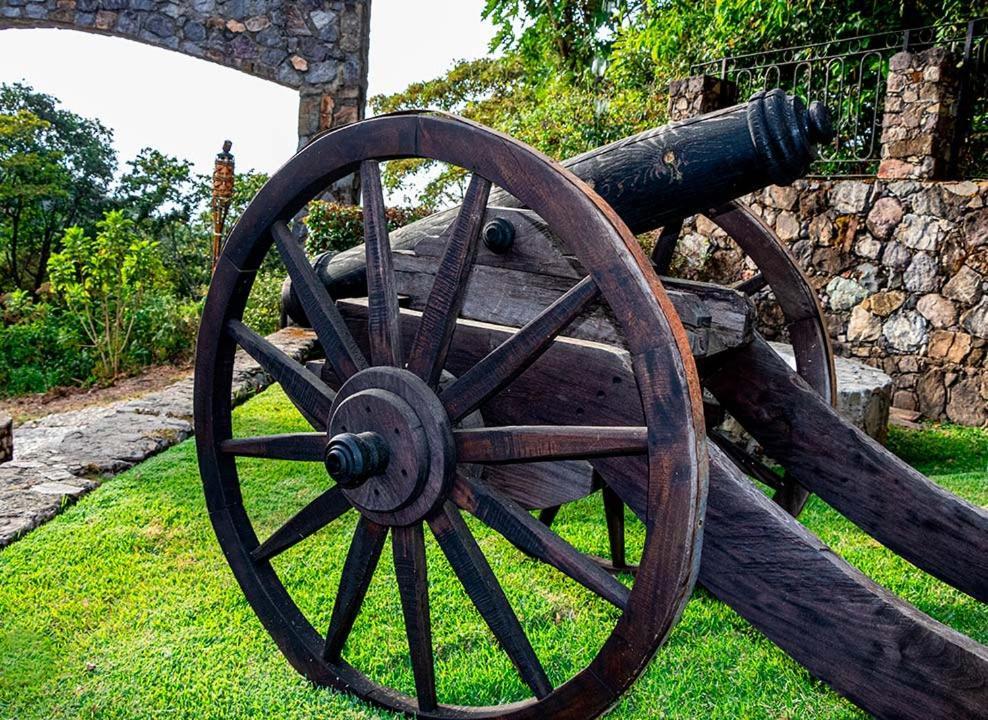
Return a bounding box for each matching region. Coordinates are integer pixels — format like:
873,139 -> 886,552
454,425 -> 648,464
361,160 -> 403,367
429,501 -> 552,699
602,482 -> 627,569
538,506 -> 560,527
271,220 -> 368,380
220,433 -> 327,462
392,524 -> 437,711
733,272 -> 768,296
709,429 -> 784,492
226,319 -> 334,429
452,475 -> 629,610
406,174 -> 492,387
251,485 -> 351,562
323,517 -> 389,661
649,217 -> 683,275
440,276 -> 599,421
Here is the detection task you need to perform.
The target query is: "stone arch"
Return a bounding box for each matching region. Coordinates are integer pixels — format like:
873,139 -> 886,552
0,0 -> 371,198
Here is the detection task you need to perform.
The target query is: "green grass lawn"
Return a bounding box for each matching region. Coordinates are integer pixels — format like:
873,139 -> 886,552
1,387 -> 985,719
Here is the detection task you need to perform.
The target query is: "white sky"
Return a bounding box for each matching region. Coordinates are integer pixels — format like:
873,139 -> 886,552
0,0 -> 495,177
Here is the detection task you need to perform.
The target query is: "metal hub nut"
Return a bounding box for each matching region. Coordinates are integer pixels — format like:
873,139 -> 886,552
325,431 -> 390,489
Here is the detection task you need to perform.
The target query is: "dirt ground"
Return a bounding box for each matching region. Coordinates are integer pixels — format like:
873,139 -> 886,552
0,363 -> 191,425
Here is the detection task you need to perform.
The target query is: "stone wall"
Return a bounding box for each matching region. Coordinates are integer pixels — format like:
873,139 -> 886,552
0,413 -> 11,464
0,0 -> 371,194
675,178 -> 988,426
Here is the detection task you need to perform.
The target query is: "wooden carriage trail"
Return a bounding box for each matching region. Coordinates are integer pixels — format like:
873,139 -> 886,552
0,328 -> 316,547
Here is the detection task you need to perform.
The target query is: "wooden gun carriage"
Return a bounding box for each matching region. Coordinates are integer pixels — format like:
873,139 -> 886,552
194,90 -> 988,719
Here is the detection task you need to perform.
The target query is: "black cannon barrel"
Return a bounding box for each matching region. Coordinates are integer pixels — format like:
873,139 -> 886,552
532,88 -> 832,234
282,89 -> 831,315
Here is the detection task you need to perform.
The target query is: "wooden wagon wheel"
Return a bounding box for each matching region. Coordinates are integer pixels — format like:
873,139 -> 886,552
541,200 -> 835,573
194,112 -> 707,718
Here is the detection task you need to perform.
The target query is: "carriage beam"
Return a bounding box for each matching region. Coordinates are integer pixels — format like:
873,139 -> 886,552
702,335 -> 988,603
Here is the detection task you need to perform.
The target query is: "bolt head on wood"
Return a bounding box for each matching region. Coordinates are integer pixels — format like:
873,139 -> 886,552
325,431 -> 389,488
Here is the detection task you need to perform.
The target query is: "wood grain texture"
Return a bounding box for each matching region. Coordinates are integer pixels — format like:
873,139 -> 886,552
251,485 -> 351,562
271,220 -> 367,380
360,160 -> 403,368
455,425 -> 648,464
220,433 -> 327,462
451,474 -> 630,610
406,174 -> 491,387
704,335 -> 988,603
391,523 -> 437,711
226,319 -> 334,429
323,516 -> 389,661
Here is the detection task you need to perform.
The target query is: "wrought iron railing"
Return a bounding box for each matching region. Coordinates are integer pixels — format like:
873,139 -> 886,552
692,19 -> 988,177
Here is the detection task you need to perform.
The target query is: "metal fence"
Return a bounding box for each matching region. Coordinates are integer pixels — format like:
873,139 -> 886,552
692,19 -> 988,177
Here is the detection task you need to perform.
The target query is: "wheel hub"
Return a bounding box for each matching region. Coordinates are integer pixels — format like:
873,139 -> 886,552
329,366 -> 454,525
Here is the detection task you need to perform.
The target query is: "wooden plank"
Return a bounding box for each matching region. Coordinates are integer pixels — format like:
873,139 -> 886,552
704,335 -> 988,603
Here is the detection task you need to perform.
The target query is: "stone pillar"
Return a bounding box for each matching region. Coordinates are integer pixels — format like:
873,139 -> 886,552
878,47 -> 961,180
667,75 -> 737,122
0,413 -> 12,464
296,0 -> 372,204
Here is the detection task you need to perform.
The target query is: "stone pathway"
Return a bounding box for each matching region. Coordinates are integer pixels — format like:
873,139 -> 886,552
0,328 -> 317,548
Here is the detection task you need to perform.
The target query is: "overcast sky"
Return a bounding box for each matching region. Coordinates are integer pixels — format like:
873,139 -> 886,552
0,0 -> 496,176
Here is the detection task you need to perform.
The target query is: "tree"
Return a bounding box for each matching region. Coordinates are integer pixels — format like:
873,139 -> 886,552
116,147 -> 208,298
0,83 -> 116,294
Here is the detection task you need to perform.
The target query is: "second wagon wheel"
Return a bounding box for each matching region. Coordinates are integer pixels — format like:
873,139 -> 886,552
194,112 -> 707,718
541,200 -> 836,574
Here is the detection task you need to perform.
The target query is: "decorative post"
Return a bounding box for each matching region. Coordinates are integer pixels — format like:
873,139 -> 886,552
667,75 -> 737,122
878,47 -> 962,179
211,140 -> 235,270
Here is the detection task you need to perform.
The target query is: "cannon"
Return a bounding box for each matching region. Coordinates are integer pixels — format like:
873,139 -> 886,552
195,92 -> 988,718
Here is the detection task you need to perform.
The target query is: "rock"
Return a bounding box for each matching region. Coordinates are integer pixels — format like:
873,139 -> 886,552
903,252 -> 939,293
944,181 -> 980,197
881,242 -> 912,269
226,18 -> 246,32
245,14 -> 270,32
855,235 -> 882,259
771,342 -> 892,441
968,249 -> 988,276
145,14 -> 174,38
928,330 -> 972,363
946,376 -> 988,426
895,213 -> 945,251
917,370 -> 946,417
854,262 -> 882,292
866,196 -> 903,239
309,9 -> 335,29
963,208 -> 988,249
808,213 -> 835,246
832,181 -> 872,214
942,266 -> 984,304
863,290 -> 905,317
916,293 -> 956,328
775,211 -> 800,242
961,298 -> 988,338
290,54 -> 308,71
893,390 -> 917,411
883,311 -> 928,352
826,276 -> 869,311
848,305 -> 882,342
765,184 -> 798,210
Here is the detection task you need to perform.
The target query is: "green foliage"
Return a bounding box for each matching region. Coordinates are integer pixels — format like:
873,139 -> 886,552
0,82 -> 116,294
0,297 -> 93,395
242,269 -> 285,337
303,200 -> 430,256
47,211 -> 166,381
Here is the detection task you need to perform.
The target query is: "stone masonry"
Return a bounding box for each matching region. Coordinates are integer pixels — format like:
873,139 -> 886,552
878,48 -> 962,180
667,74 -> 737,122
0,0 -> 371,197
0,413 -> 11,464
675,178 -> 988,426
0,327 -> 317,546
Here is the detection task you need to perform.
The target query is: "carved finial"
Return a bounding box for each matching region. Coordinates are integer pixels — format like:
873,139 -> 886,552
217,140 -> 234,160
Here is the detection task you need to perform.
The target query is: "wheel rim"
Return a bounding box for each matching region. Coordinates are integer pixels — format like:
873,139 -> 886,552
194,112 -> 707,718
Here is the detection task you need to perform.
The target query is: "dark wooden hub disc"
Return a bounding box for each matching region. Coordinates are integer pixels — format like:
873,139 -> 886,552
331,366 -> 454,526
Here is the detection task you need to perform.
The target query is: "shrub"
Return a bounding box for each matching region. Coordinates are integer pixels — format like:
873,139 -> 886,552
242,269 -> 285,336
0,299 -> 93,395
47,211 -> 165,381
303,201 -> 430,257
